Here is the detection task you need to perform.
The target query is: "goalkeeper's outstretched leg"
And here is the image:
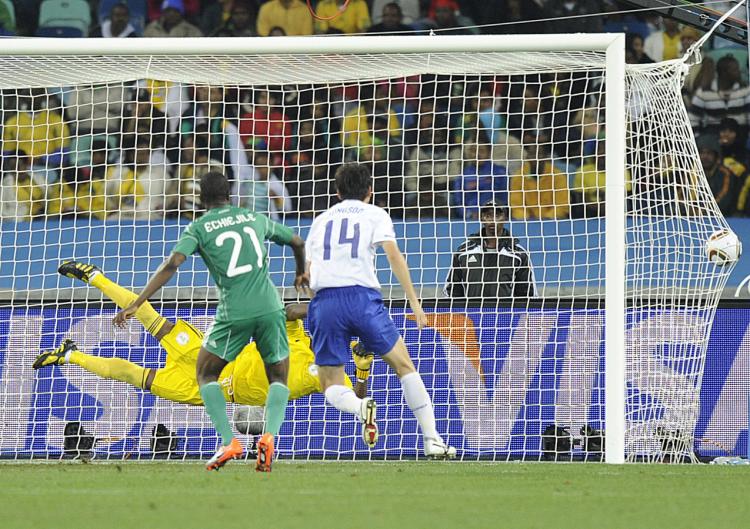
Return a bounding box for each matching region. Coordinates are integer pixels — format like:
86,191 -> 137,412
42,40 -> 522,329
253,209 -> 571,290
58,261 -> 173,340
44,261 -> 179,394
33,338 -> 150,389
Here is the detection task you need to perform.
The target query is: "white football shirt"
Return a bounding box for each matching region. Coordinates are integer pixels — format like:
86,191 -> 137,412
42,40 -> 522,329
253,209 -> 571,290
306,199 -> 396,291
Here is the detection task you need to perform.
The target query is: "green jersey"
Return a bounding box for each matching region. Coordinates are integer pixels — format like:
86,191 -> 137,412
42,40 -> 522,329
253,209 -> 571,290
172,205 -> 294,321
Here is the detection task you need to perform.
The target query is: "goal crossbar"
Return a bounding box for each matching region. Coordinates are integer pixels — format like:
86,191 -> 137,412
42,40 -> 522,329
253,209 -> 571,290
1,34 -> 623,56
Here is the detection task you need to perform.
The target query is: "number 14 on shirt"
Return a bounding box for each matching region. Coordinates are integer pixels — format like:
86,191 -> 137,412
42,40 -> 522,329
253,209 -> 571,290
323,218 -> 361,260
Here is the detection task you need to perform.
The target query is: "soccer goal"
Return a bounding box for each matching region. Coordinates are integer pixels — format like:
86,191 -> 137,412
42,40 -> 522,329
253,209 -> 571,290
0,34 -> 737,464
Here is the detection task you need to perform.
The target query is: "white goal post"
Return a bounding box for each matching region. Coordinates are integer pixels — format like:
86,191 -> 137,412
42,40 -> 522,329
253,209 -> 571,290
0,34 -> 734,464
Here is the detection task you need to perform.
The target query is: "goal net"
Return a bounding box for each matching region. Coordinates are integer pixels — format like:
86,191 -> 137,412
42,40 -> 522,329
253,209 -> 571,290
0,35 -> 737,463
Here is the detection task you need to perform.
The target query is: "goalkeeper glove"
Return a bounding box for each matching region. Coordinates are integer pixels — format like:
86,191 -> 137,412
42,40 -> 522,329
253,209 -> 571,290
351,340 -> 374,383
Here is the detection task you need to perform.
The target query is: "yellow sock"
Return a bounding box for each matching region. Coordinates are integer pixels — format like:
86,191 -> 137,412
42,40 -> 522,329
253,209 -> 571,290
68,351 -> 149,389
90,273 -> 166,335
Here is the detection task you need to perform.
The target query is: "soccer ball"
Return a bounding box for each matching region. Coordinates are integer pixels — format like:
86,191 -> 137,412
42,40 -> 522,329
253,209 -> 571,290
232,405 -> 265,435
706,229 -> 742,266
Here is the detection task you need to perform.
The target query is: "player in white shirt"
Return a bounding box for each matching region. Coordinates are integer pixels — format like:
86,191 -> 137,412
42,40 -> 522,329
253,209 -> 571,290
305,163 -> 456,459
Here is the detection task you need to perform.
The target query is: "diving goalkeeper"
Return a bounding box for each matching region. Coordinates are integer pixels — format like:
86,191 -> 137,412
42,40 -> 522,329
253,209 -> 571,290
35,262 -> 373,410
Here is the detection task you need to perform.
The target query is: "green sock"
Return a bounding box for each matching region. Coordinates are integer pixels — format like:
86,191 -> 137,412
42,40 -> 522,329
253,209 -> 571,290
264,382 -> 290,436
199,382 -> 234,446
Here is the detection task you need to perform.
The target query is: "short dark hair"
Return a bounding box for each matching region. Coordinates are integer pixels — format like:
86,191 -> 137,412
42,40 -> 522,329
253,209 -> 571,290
716,54 -> 739,72
696,132 -> 719,151
480,200 -> 509,221
112,2 -> 129,14
625,32 -> 643,50
719,117 -> 741,134
232,1 -> 251,13
200,171 -> 231,206
383,2 -> 402,15
335,163 -> 372,201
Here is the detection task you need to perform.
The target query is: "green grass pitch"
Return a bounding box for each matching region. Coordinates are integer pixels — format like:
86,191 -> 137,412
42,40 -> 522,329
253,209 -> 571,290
2,461 -> 748,529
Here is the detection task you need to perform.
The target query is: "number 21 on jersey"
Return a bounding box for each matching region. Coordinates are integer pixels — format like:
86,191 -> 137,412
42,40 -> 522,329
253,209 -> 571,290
216,227 -> 263,277
323,218 -> 360,260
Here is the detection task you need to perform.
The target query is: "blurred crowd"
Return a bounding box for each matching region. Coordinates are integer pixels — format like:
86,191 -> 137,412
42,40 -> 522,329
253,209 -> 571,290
0,0 -> 640,38
1,0 -> 749,222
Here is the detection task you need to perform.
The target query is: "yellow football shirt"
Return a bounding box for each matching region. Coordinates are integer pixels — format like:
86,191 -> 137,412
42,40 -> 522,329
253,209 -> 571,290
2,110 -> 70,159
152,319 -> 347,407
315,0 -> 370,34
256,0 -> 314,36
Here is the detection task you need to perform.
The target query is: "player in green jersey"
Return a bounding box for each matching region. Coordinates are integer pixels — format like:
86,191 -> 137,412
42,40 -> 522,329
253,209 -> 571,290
113,171 -> 308,472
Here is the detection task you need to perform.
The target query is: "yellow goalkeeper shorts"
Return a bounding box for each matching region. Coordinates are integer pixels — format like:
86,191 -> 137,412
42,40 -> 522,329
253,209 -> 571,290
229,333 -> 337,406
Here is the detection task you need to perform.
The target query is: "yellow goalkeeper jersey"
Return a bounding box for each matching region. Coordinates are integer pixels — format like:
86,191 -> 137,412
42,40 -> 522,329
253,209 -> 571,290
152,319 -> 346,407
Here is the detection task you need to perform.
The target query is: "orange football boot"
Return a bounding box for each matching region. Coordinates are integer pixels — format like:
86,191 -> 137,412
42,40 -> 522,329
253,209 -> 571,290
256,433 -> 275,472
205,437 -> 244,471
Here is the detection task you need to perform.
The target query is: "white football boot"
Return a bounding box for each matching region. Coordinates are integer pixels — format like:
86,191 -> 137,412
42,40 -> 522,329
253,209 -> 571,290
360,397 -> 378,448
424,437 -> 457,460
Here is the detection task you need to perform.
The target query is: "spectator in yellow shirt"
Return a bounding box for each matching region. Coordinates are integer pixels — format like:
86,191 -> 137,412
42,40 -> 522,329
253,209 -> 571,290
315,0 -> 370,34
341,83 -> 401,147
643,17 -> 681,62
47,139 -> 114,220
3,90 -> 70,163
718,117 -> 748,179
256,0 -> 313,36
571,142 -> 632,218
509,142 -> 569,220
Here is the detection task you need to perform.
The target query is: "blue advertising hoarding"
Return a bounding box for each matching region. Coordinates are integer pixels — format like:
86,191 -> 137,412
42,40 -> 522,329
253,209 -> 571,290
3,217 -> 750,294
1,304 -> 747,460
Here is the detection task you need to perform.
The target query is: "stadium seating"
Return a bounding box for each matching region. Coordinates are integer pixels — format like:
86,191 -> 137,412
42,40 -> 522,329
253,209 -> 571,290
603,20 -> 650,39
35,25 -> 84,37
67,133 -> 119,167
38,0 -> 91,37
0,0 -> 16,32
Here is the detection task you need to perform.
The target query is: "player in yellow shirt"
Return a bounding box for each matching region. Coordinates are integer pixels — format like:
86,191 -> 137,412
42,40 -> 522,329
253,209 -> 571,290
33,262 -> 372,411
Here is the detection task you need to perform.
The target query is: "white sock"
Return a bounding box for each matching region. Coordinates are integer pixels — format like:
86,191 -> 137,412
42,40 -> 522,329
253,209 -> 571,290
324,385 -> 363,420
401,372 -> 440,441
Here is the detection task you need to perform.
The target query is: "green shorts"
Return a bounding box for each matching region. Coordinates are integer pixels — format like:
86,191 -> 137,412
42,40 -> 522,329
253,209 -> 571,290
202,309 -> 289,364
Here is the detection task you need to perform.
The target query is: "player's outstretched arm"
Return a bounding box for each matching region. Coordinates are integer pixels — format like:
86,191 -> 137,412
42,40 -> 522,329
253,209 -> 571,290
288,234 -> 310,292
381,240 -> 427,329
113,252 -> 186,328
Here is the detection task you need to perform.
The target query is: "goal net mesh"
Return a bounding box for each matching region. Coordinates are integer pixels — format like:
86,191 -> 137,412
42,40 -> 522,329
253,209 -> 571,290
0,44 -> 735,462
